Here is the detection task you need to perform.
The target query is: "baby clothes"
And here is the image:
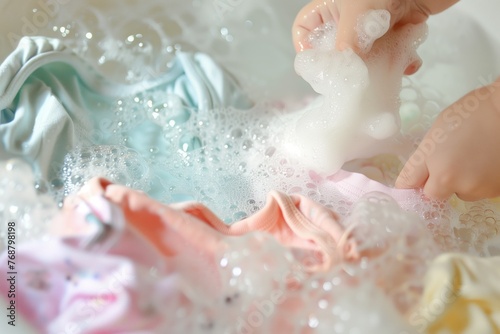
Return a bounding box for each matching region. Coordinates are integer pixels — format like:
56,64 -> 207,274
325,169 -> 421,211
57,177 -> 358,271
3,172 -> 483,334
414,253 -> 500,334
0,177 -> 357,333
2,34 -> 499,334
0,35 -> 452,222
0,36 -> 252,181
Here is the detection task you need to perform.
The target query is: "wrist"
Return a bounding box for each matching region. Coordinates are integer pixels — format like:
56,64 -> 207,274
492,77 -> 500,115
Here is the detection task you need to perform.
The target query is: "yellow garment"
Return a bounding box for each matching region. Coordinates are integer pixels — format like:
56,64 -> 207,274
410,253 -> 500,334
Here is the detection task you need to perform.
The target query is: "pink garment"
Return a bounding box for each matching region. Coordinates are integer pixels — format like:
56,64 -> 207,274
326,170 -> 422,206
322,170 -> 440,215
0,171 -> 447,333
66,177 -> 358,270
1,176 -> 358,333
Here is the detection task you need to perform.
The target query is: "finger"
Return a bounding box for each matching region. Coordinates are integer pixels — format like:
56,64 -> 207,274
292,25 -> 312,53
455,180 -> 499,202
335,1 -> 368,52
395,154 -> 429,189
404,58 -> 422,75
292,1 -> 328,52
455,192 -> 483,203
422,175 -> 454,201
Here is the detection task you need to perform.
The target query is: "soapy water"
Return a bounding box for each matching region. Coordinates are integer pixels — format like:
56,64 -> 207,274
157,201 -> 433,334
1,0 -> 500,332
61,145 -> 152,198
3,0 -> 307,101
1,157 -> 444,333
291,10 -> 427,173
0,160 -> 56,247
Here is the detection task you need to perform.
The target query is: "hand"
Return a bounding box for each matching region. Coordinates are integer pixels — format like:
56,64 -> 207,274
396,78 -> 500,201
292,0 -> 458,74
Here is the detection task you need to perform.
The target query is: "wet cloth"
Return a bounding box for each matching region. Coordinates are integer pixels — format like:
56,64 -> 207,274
412,253 -> 500,334
0,36 -> 252,180
0,177 -> 356,333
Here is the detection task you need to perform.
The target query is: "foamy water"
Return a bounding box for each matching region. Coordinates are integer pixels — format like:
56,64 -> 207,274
1,0 -> 500,333
290,10 -> 426,173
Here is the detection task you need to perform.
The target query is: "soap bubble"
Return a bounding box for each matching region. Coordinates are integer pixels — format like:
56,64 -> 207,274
61,145 -> 151,197
3,1 -> 500,333
0,160 -> 57,250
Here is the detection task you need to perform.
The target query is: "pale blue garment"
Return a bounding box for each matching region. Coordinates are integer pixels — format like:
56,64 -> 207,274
0,37 -> 253,189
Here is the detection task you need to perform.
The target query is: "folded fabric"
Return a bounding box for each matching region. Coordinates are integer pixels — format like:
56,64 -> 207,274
0,36 -> 252,180
58,177 -> 358,271
0,177 -> 357,333
326,169 -> 421,211
412,253 -> 500,334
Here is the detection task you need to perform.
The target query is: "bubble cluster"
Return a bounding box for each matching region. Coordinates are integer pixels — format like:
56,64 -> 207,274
150,196 -> 441,333
217,233 -> 297,300
342,193 -> 441,313
292,279 -> 413,334
60,145 -> 151,198
0,160 -> 56,250
18,0 -> 306,100
1,1 -> 500,333
454,201 -> 500,254
292,11 -> 428,174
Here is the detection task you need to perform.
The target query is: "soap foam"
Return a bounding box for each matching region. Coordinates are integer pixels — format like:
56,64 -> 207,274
145,194 -> 439,333
17,0 -> 306,100
61,145 -> 151,200
0,159 -> 56,248
291,10 -> 427,174
2,1 -> 500,333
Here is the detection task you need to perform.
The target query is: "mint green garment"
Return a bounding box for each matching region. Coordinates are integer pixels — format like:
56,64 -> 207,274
0,36 -> 253,183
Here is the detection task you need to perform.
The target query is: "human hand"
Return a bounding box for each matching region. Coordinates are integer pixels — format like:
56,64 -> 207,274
396,78 -> 500,201
292,0 -> 458,73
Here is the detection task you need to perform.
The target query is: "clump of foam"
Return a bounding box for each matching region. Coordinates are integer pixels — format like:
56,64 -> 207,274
214,233 -> 299,332
151,232 -> 301,334
61,145 -> 151,198
342,192 -> 440,313
356,10 -> 391,53
217,234 -> 296,300
0,159 -> 56,250
291,10 -> 427,174
15,0 -> 306,100
55,87 -> 460,239
454,201 -> 500,254
294,279 -> 414,333
151,195 -> 442,333
4,2 -> 500,333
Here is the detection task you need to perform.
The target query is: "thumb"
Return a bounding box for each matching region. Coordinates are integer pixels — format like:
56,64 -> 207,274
292,0 -> 336,52
335,2 -> 367,52
395,153 -> 429,189
292,1 -> 318,52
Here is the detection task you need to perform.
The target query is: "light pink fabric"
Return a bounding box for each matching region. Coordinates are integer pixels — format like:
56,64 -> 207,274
0,176 -> 361,332
324,169 -> 435,213
61,177 -> 358,270
0,171 -> 440,333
